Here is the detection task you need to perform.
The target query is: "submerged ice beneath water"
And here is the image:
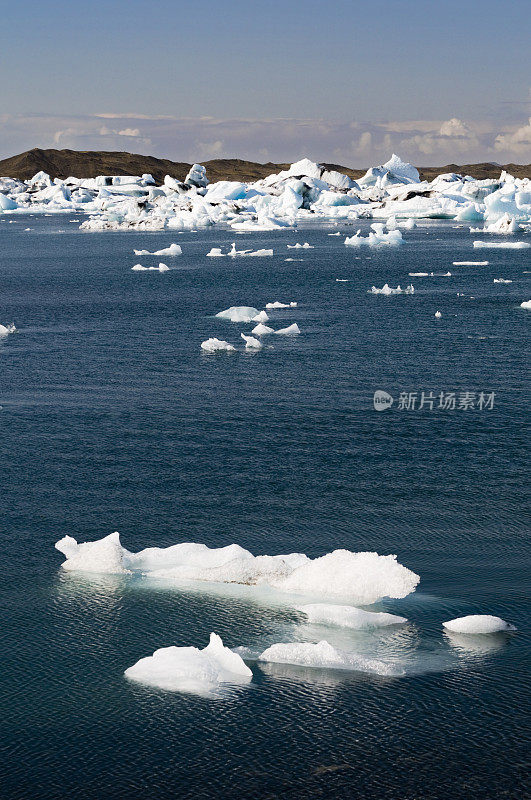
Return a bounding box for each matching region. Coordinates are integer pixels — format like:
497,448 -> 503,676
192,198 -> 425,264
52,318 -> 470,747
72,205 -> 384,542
257,640 -> 405,677
54,532 -> 420,604
297,604 -> 407,629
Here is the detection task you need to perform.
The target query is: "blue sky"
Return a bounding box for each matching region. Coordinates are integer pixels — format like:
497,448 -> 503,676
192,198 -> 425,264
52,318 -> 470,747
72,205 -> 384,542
1,0 -> 530,165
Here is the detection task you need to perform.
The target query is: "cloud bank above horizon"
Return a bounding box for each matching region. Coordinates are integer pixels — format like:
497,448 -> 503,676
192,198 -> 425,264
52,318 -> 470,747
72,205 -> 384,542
1,112 -> 530,168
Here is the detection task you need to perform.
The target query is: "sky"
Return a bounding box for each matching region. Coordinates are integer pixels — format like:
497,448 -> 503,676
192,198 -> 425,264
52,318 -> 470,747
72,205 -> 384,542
1,0 -> 530,166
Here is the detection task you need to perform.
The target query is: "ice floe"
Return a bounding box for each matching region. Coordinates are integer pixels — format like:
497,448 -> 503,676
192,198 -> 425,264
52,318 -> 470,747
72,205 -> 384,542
453,261 -> 489,265
473,240 -> 530,249
241,333 -> 263,349
252,310 -> 269,323
274,323 -> 300,335
520,300 -> 531,309
435,311 -> 442,318
251,323 -> 275,335
133,243 -> 182,256
493,279 -> 512,283
442,615 -> 516,634
55,533 -> 420,603
215,306 -> 259,323
297,604 -> 407,629
287,242 -> 313,249
125,633 -> 252,695
0,323 -> 16,336
201,338 -> 236,352
345,225 -> 404,247
265,301 -> 297,309
207,243 -> 273,257
369,284 -> 415,295
131,263 -> 170,272
257,640 -> 403,677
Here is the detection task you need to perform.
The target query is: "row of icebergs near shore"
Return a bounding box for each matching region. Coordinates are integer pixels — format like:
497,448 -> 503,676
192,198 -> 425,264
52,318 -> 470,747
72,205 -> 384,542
54,532 -> 516,694
2,154 -> 529,233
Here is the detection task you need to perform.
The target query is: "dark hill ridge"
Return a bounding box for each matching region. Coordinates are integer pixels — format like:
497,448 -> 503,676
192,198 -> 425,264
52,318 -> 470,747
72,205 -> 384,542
0,148 -> 529,183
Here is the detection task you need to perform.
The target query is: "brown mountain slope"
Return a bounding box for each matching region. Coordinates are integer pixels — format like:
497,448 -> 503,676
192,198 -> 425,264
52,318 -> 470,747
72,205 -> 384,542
0,148 -> 529,183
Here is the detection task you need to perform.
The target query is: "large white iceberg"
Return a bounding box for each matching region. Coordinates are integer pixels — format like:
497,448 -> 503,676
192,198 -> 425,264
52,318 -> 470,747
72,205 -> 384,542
55,533 -> 420,603
442,615 -> 516,634
125,633 -> 252,694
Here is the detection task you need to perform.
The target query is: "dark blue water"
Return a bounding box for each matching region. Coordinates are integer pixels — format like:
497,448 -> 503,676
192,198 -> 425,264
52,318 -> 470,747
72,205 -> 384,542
1,214 -> 529,799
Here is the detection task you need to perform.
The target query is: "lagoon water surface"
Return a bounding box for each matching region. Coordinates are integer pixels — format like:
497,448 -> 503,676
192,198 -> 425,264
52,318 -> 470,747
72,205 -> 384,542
1,215 -> 529,799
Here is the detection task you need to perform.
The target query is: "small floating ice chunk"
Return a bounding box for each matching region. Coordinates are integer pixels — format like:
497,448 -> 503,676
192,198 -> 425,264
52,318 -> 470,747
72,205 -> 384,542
265,301 -> 293,309
442,615 -> 516,634
125,633 -> 253,694
241,333 -> 263,349
251,323 -> 275,335
55,531 -> 128,573
328,232 -> 341,236
252,310 -> 269,323
201,338 -> 236,352
133,243 -> 182,256
336,279 -> 350,282
369,284 -> 414,295
274,323 -> 300,335
206,247 -> 224,257
453,261 -> 489,266
493,279 -> 512,284
434,311 -> 442,318
473,240 -> 530,249
520,300 -> 531,310
0,323 -> 16,336
287,242 -> 313,249
131,263 -> 169,272
297,604 -> 407,629
248,248 -> 273,257
258,640 -> 403,677
345,225 -> 403,247
215,306 -> 259,323
409,272 -> 429,277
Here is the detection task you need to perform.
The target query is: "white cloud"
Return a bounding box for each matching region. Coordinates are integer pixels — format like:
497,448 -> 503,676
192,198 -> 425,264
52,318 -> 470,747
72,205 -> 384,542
118,128 -> 140,137
494,117 -> 531,156
1,112 -> 530,167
